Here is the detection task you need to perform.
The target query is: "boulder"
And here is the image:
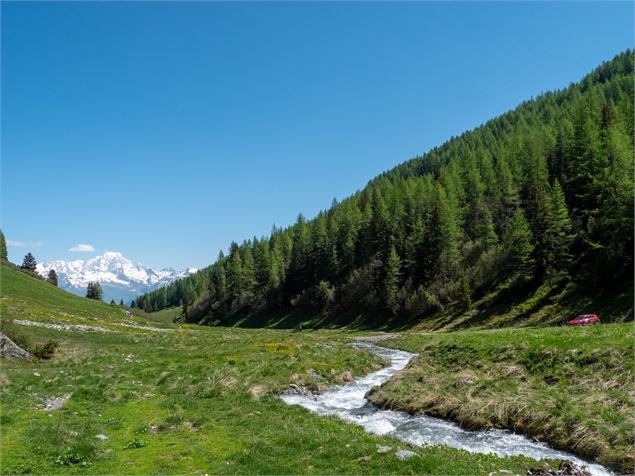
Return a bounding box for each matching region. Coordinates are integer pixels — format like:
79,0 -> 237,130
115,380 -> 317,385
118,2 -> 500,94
0,333 -> 32,360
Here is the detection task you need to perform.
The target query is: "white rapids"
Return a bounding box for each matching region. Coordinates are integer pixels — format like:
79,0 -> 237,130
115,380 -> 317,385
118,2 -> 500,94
280,341 -> 612,476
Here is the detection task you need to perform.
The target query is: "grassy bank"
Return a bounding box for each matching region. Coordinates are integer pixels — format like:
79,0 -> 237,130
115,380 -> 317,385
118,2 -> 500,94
367,323 -> 634,473
0,265 -> 547,474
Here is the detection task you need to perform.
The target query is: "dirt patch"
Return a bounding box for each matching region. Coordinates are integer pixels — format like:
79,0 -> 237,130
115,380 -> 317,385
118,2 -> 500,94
248,384 -> 268,399
38,394 -> 71,412
16,320 -> 113,333
354,334 -> 397,343
15,319 -> 172,334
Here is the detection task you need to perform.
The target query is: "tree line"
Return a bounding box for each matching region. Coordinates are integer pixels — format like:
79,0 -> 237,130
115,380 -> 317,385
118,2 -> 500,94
131,51 -> 634,327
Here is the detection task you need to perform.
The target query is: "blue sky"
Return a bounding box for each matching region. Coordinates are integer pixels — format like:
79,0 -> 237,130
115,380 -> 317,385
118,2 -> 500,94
2,1 -> 632,269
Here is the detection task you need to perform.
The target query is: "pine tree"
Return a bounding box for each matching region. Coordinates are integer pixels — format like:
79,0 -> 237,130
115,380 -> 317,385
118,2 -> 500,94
545,180 -> 573,270
286,214 -> 309,296
119,298 -> 124,306
504,209 -> 535,273
458,272 -> 472,310
227,243 -> 244,299
0,229 -> 7,261
370,189 -> 393,257
241,244 -> 256,293
520,137 -> 552,271
110,298 -> 116,305
214,261 -> 228,302
569,101 -> 604,224
383,245 -> 402,313
463,154 -> 497,246
494,156 -> 520,234
47,269 -> 58,287
21,252 -> 37,271
596,101 -> 634,265
180,281 -> 195,314
86,281 -> 103,300
435,184 -> 461,279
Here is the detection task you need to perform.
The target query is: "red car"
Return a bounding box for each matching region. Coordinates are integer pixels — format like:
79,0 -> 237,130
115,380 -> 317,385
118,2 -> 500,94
567,314 -> 601,326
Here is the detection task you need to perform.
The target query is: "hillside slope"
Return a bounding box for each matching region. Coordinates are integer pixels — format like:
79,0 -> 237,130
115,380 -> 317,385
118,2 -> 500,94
135,51 -> 634,330
1,264 -> 130,327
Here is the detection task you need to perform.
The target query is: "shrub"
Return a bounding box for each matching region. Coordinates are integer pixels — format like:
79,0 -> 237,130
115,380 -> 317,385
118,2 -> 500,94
0,316 -> 32,352
404,286 -> 442,317
123,438 -> 146,449
317,281 -> 336,307
0,317 -> 58,359
32,340 -> 59,360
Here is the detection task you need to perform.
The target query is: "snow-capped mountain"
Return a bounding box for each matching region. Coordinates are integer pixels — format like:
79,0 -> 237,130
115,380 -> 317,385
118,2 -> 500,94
36,252 -> 197,304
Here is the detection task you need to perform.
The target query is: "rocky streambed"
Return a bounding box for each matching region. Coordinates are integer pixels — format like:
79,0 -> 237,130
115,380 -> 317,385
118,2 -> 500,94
280,341 -> 612,476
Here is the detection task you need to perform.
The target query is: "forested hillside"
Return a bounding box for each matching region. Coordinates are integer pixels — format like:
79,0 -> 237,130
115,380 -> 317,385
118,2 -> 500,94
135,51 -> 634,329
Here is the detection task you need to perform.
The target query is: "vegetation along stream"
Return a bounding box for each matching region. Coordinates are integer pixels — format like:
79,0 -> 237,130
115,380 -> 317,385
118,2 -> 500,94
280,341 -> 612,476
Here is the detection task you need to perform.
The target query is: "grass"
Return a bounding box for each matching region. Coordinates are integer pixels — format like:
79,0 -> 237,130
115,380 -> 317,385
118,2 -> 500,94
1,264 -> 152,328
145,306 -> 183,324
0,264 -> 548,474
368,323 -> 635,473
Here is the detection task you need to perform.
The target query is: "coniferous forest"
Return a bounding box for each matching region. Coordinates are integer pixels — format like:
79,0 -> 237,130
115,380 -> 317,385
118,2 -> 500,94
134,51 -> 634,329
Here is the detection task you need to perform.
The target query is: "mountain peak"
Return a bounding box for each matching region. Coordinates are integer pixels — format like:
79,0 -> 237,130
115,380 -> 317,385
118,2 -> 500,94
36,252 -> 195,304
101,251 -> 124,258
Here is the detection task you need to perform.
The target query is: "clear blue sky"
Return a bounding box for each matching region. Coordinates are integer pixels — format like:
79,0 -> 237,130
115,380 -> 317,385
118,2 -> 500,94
2,1 -> 632,269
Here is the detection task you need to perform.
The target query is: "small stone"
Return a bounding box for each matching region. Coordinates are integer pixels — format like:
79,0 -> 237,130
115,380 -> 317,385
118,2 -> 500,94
455,377 -> 475,388
377,445 -> 392,453
95,434 -> 109,440
339,370 -> 353,383
395,449 -> 417,460
33,372 -> 40,377
184,421 -> 199,432
306,368 -> 321,379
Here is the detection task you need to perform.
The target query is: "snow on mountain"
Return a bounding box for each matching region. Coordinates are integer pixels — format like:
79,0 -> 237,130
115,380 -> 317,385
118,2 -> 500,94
36,252 -> 197,304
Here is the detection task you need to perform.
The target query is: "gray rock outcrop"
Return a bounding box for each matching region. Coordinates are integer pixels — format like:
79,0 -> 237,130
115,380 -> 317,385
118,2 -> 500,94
0,332 -> 32,360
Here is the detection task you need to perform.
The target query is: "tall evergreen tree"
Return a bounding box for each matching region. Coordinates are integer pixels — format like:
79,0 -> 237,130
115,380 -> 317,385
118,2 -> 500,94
435,184 -> 461,280
0,229 -> 7,261
545,180 -> 573,270
227,243 -> 244,299
504,209 -> 535,273
47,269 -> 58,287
383,245 -> 402,313
21,252 -> 37,271
86,281 -> 103,300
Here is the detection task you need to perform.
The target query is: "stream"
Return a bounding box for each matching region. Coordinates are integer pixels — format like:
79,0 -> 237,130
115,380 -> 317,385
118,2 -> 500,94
280,341 -> 612,476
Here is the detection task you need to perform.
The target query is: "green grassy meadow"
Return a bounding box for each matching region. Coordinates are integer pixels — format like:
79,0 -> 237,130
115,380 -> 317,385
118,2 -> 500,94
0,265 -> 547,474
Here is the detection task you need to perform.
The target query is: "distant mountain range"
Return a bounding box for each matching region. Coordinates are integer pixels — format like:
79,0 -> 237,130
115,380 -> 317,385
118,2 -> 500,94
36,252 -> 197,304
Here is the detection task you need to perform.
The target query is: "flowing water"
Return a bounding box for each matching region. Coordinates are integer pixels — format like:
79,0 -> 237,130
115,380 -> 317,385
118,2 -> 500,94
280,341 -> 612,476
